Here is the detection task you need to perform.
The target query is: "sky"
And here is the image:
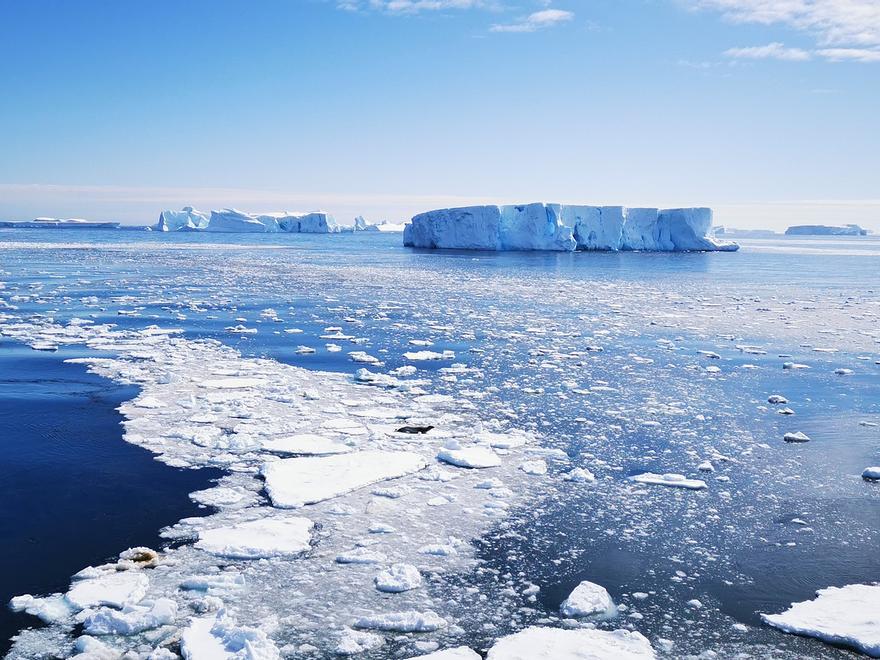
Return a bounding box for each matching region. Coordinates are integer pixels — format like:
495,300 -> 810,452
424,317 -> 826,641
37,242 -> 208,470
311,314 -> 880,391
0,0 -> 878,229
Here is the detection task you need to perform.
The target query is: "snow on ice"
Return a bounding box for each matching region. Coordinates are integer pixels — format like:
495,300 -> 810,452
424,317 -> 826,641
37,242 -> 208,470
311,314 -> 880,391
761,583 -> 880,657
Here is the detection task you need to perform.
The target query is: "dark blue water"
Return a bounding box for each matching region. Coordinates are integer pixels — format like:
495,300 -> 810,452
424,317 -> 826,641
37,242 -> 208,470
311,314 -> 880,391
0,342 -> 221,654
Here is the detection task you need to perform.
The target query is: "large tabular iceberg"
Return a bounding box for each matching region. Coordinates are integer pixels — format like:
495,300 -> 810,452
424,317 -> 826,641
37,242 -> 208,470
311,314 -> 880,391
403,203 -> 738,252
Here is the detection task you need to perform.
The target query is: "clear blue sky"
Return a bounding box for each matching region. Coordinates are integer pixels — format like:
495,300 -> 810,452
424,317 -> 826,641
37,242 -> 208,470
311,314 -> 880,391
1,0 -> 878,228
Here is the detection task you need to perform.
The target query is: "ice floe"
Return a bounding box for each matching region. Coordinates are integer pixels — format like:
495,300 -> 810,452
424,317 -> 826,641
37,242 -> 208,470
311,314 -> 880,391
485,626 -> 656,659
262,450 -> 428,507
761,583 -> 880,656
194,516 -> 314,559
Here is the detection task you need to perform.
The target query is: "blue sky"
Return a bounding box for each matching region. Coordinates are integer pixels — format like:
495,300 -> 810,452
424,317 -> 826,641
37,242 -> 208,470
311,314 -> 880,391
0,0 -> 878,228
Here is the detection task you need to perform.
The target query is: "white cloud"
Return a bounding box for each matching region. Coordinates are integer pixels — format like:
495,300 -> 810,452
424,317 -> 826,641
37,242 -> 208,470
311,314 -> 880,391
724,42 -> 812,60
691,0 -> 880,47
490,8 -> 575,33
817,46 -> 880,61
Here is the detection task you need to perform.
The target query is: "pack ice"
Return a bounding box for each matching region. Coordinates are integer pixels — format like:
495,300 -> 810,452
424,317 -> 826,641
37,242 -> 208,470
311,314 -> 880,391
402,203 -> 738,252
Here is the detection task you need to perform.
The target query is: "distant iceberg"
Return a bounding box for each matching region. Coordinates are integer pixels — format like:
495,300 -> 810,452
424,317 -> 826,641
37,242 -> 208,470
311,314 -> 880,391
354,216 -> 406,232
152,207 -> 344,233
0,217 -> 121,229
403,203 -> 738,252
785,224 -> 868,236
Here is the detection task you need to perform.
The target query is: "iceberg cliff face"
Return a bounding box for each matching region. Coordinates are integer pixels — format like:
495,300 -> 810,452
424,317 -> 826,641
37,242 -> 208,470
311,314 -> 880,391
404,204 -> 738,252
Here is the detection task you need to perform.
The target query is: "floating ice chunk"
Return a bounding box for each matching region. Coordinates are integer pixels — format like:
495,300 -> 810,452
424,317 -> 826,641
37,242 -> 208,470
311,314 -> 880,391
486,626 -> 656,659
349,351 -> 381,364
783,431 -> 811,443
474,430 -> 530,449
520,459 -> 548,476
761,584 -> 880,656
70,635 -> 120,660
354,610 -> 447,632
66,571 -> 149,610
195,516 -> 313,559
437,446 -> 501,469
261,433 -> 352,456
336,629 -> 385,655
834,368 -> 854,376
180,573 -> 246,594
563,467 -> 596,483
862,467 -> 880,481
181,609 -> 281,659
336,548 -> 387,564
783,362 -> 810,370
404,350 -> 455,361
697,461 -> 715,472
83,598 -> 177,635
189,487 -> 249,508
375,563 -> 422,593
413,648 -> 481,659
560,581 -> 617,618
262,451 -> 427,508
768,394 -> 789,404
9,594 -> 74,623
629,472 -> 707,490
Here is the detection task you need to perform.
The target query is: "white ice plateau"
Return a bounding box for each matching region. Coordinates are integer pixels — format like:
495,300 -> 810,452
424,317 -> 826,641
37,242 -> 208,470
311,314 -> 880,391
403,204 -> 738,252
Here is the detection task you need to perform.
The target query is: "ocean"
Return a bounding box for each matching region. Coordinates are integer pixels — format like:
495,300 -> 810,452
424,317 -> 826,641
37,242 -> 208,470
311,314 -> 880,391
0,230 -> 877,658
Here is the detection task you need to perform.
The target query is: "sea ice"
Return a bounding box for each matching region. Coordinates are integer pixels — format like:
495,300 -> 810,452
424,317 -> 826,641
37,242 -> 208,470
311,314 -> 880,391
413,648 -> 482,659
335,629 -> 385,655
485,626 -> 656,659
262,451 -> 428,507
437,445 -> 501,469
629,472 -> 707,490
354,610 -> 447,632
560,581 -> 617,618
761,583 -> 880,656
83,598 -> 177,635
374,563 -> 422,593
194,516 -> 313,559
261,433 -> 352,456
863,467 -> 880,481
65,571 -> 149,610
180,610 -> 281,659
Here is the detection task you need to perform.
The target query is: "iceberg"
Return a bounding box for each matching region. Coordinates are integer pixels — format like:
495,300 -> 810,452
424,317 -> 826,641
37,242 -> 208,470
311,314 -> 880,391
206,208 -> 270,233
403,203 -> 738,252
785,224 -> 868,236
152,207 -> 209,232
0,217 -> 121,229
152,207 -> 343,233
